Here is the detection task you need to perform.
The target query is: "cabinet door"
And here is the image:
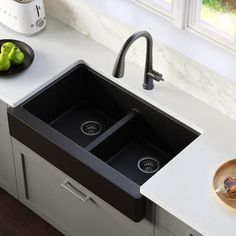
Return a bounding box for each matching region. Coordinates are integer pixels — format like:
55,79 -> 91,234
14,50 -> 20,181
155,206 -> 203,236
12,138 -> 151,236
0,101 -> 17,197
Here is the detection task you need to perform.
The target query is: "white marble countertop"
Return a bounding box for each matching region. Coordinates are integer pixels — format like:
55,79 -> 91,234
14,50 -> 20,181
1,16 -> 236,236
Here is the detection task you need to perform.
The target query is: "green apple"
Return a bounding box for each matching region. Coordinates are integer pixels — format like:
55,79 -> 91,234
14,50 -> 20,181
0,52 -> 11,71
8,47 -> 25,66
1,42 -> 16,55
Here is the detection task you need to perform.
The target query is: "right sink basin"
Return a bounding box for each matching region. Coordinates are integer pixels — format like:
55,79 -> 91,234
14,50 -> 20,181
8,62 -> 200,222
90,111 -> 175,185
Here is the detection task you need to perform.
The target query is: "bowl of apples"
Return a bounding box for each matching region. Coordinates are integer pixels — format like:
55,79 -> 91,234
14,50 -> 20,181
0,39 -> 34,76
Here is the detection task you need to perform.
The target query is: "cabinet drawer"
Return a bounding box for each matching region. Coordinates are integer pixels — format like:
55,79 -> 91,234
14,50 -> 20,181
13,138 -> 152,236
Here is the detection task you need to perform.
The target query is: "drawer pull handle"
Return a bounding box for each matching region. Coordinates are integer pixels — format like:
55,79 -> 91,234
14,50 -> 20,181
61,180 -> 91,202
21,154 -> 29,200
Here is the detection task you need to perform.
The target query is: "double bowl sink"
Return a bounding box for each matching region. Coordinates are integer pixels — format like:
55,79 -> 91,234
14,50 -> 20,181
8,63 -> 200,222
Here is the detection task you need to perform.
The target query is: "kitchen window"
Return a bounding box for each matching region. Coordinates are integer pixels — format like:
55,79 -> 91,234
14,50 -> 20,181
188,0 -> 236,50
133,0 -> 236,51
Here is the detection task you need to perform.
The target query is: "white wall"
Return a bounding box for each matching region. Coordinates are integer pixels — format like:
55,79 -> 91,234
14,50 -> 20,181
44,0 -> 236,120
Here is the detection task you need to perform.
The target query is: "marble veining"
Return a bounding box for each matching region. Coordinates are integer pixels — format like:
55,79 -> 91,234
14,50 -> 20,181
44,0 -> 236,120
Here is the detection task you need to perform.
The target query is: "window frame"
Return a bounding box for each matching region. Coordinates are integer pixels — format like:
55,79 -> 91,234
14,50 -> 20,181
131,0 -> 188,28
131,0 -> 174,20
131,0 -> 236,52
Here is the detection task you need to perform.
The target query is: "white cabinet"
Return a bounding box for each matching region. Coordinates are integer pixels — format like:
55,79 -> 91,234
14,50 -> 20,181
155,206 -> 203,236
0,100 -> 17,197
12,138 -> 153,236
155,225 -> 175,236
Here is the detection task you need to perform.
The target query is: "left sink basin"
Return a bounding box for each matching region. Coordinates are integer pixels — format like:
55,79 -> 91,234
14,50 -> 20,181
22,65 -> 125,148
8,63 -> 200,222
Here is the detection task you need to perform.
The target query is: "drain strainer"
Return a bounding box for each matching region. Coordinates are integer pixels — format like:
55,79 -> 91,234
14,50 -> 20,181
137,157 -> 160,174
80,121 -> 102,136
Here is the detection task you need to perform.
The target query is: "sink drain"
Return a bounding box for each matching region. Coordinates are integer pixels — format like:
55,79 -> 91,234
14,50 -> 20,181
137,157 -> 160,174
80,121 -> 102,136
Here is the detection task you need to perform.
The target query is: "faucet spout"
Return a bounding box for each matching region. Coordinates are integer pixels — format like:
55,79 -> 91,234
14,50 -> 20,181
112,31 -> 163,90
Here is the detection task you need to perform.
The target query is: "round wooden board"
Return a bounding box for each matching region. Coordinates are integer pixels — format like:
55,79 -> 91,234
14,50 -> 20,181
213,159 -> 236,211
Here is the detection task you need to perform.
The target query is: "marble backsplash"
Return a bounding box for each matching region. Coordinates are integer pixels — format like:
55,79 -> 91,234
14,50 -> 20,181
44,0 -> 236,121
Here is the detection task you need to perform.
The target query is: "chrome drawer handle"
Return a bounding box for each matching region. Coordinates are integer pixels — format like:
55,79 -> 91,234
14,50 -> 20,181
61,180 -> 91,202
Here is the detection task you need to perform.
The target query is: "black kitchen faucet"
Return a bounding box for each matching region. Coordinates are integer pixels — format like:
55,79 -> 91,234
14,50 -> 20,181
113,31 -> 164,90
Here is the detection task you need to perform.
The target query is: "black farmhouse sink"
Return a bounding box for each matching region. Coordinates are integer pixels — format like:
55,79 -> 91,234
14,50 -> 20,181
8,63 -> 200,222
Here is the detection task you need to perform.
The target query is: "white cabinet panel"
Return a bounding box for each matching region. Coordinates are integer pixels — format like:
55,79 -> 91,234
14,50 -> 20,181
12,138 -> 152,236
155,206 -> 202,236
0,100 -> 17,197
155,225 -> 175,236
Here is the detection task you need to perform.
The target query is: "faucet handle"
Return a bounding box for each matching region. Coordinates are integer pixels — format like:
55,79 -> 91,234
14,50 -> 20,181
148,70 -> 164,82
